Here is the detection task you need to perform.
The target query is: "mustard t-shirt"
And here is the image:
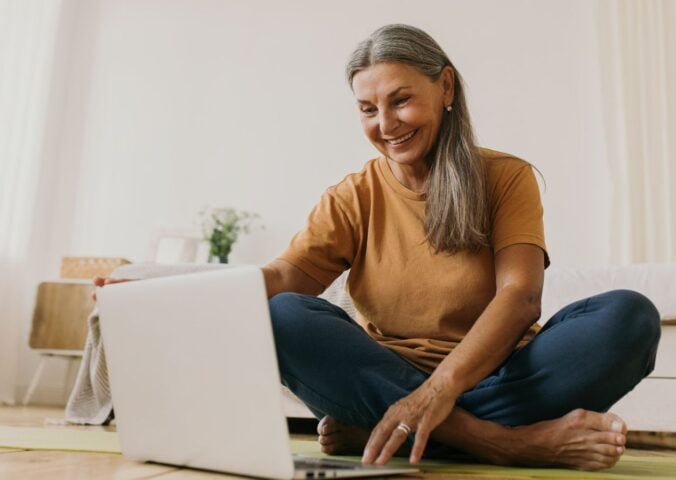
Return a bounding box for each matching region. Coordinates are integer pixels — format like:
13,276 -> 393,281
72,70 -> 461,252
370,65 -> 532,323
279,148 -> 549,374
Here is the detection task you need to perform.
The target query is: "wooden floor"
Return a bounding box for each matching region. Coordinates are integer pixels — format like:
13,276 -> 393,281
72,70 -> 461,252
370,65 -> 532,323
1,406 -> 675,479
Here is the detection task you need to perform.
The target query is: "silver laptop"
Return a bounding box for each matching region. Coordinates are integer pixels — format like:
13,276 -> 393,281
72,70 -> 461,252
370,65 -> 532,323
97,266 -> 418,479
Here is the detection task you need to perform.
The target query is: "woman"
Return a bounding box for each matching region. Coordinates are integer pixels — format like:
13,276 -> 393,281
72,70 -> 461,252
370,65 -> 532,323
259,24 -> 660,471
96,24 -> 660,471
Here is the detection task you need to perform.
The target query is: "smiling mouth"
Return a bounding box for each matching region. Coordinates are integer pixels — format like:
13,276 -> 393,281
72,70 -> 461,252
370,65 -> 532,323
385,129 -> 417,145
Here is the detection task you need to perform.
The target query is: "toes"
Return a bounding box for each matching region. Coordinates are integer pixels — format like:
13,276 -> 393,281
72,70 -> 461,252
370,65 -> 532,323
586,431 -> 626,448
317,416 -> 340,435
574,438 -> 624,471
607,412 -> 628,435
577,460 -> 616,471
319,436 -> 357,456
592,443 -> 624,457
599,411 -> 627,434
565,409 -> 627,435
571,429 -> 626,460
596,452 -> 622,469
575,452 -> 621,471
317,417 -> 327,435
320,442 -> 339,455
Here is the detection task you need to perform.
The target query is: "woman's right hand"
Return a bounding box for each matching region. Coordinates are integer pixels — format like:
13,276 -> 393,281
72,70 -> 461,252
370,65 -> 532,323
92,276 -> 135,300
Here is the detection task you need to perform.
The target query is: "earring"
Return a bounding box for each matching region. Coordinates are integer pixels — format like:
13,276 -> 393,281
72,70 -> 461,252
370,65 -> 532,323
446,104 -> 453,112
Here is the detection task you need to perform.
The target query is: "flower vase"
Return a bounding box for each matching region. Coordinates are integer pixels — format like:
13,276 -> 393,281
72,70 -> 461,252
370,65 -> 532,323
209,254 -> 229,264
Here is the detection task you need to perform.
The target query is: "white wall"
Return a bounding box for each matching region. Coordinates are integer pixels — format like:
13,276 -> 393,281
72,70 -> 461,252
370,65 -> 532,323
20,0 -> 612,403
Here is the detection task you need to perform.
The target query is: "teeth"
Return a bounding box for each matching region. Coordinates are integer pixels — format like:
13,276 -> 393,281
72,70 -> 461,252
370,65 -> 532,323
387,130 -> 416,145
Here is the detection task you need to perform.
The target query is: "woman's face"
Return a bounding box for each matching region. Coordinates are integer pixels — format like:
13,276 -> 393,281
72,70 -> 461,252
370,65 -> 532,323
352,62 -> 454,168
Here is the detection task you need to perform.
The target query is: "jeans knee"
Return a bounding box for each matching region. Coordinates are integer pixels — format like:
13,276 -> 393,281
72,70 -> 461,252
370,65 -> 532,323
268,292 -> 310,341
269,291 -> 306,314
602,289 -> 661,350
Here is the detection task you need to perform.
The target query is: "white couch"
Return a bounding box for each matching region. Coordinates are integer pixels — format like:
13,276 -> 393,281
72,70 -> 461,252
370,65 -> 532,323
286,264 -> 676,434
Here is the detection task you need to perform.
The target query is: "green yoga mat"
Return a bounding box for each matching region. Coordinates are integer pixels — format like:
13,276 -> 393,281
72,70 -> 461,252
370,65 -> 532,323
0,426 -> 120,454
0,426 -> 674,478
291,439 -> 676,479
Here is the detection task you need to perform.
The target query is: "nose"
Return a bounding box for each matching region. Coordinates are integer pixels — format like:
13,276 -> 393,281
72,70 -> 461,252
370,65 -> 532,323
379,109 -> 400,137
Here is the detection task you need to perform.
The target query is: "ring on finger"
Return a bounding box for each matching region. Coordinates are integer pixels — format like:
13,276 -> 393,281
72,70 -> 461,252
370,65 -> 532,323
395,422 -> 412,436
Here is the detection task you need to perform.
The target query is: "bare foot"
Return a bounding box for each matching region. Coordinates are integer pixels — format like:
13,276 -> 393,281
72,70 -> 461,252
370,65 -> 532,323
486,409 -> 627,471
316,416 -> 410,457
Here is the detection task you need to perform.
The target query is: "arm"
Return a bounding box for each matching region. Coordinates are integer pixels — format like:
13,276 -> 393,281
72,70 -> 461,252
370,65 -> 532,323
430,242 -> 544,396
363,243 -> 545,465
261,258 -> 325,298
93,258 -> 326,301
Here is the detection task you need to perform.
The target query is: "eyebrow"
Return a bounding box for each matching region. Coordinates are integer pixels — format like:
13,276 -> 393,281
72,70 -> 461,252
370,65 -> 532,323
357,86 -> 412,104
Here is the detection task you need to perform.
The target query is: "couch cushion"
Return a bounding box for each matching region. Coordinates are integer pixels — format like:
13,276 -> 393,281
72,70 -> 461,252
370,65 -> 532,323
542,264 -> 676,324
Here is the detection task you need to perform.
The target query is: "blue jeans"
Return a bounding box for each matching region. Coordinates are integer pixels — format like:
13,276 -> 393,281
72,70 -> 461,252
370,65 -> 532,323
269,289 -> 660,452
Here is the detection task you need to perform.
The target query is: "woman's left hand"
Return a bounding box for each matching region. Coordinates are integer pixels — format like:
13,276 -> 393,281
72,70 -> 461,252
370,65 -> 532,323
361,378 -> 458,465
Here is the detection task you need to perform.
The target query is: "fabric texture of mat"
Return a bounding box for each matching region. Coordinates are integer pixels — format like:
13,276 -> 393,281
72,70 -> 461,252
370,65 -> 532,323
0,426 -> 674,478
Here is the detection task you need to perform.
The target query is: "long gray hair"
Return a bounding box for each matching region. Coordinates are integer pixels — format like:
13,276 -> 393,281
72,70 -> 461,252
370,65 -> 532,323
346,24 -> 488,254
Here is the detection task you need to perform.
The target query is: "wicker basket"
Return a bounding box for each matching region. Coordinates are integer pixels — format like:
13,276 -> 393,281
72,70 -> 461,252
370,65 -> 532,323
60,256 -> 131,279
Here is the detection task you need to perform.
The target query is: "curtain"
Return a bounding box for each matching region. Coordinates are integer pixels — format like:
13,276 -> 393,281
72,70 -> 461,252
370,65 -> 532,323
596,0 -> 676,264
0,0 -> 63,404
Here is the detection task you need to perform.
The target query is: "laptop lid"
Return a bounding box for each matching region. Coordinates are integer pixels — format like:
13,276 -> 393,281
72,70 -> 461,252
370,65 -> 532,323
98,266 -> 296,479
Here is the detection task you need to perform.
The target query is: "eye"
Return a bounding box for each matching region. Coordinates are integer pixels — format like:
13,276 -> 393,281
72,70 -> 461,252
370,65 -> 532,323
360,105 -> 377,116
394,96 -> 410,107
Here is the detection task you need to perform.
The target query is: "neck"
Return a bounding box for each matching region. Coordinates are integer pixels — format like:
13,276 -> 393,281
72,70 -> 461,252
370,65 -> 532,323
386,158 -> 430,193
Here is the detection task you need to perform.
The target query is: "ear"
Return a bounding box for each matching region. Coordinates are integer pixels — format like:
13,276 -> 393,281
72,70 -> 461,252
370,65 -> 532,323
439,66 -> 455,106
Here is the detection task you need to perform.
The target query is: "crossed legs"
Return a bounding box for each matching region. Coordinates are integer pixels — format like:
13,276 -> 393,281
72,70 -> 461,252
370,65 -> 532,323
269,290 -> 660,470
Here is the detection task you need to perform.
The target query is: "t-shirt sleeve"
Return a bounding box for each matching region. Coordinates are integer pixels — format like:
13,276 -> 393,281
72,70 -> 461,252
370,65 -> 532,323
277,189 -> 357,287
490,163 -> 550,267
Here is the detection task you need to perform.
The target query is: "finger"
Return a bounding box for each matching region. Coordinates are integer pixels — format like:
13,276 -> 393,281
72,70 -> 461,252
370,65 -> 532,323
374,428 -> 407,465
93,277 -> 132,300
91,278 -> 102,301
410,421 -> 430,464
362,428 -> 386,464
105,278 -> 133,286
362,422 -> 396,464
